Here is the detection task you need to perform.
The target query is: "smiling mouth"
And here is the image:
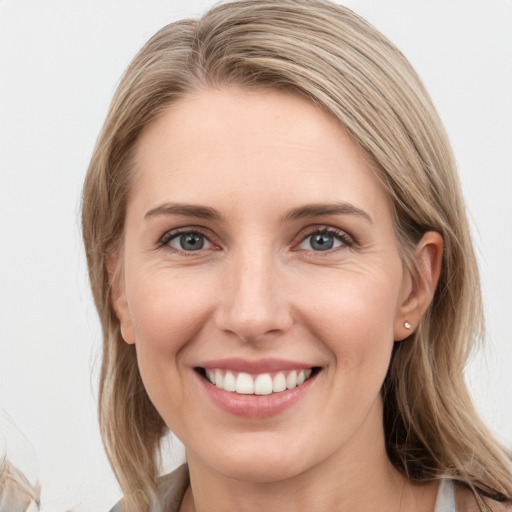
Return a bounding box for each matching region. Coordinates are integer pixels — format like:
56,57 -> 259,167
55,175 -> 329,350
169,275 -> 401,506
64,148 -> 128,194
196,367 -> 320,395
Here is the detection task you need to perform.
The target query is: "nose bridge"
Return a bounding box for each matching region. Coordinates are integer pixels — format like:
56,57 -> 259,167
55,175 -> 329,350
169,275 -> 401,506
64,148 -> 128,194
216,242 -> 291,341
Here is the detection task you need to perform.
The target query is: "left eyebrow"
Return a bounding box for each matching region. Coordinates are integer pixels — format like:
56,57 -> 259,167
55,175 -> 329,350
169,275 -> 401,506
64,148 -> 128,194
283,203 -> 373,224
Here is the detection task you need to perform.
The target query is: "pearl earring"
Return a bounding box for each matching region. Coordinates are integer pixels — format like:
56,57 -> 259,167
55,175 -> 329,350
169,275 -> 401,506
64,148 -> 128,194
404,321 -> 412,329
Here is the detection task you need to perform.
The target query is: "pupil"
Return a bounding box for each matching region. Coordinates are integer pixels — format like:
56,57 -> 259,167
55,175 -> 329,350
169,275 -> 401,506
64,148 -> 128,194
312,233 -> 333,251
180,233 -> 204,251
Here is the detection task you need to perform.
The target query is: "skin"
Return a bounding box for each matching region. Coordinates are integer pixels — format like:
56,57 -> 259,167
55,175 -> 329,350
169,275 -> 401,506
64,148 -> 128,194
111,87 -> 443,512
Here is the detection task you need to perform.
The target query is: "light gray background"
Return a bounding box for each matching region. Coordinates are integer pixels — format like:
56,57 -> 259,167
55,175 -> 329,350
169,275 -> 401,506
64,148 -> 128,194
1,1 -> 511,511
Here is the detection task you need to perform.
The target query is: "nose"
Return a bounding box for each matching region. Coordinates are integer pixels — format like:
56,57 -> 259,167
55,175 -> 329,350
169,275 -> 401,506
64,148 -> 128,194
214,248 -> 293,343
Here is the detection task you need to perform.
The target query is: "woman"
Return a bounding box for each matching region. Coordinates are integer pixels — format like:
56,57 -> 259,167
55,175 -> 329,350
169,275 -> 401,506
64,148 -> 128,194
81,1 -> 512,511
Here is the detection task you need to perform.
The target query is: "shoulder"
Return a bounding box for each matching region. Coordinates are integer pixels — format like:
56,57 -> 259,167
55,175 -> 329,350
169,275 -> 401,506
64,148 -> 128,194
157,464 -> 190,511
455,483 -> 512,512
108,464 -> 189,512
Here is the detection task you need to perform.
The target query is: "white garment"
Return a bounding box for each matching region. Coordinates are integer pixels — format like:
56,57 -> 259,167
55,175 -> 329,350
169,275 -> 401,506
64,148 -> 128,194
434,479 -> 456,512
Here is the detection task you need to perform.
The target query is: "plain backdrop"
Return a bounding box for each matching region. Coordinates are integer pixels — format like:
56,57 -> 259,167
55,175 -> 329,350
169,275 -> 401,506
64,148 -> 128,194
1,1 -> 511,511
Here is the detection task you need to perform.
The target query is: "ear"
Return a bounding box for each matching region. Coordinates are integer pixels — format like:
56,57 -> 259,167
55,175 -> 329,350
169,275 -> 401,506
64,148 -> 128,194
394,231 -> 443,341
106,253 -> 136,345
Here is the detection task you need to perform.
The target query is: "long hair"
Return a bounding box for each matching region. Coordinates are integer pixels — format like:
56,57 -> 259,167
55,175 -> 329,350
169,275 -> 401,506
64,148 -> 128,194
81,1 -> 512,510
0,458 -> 40,512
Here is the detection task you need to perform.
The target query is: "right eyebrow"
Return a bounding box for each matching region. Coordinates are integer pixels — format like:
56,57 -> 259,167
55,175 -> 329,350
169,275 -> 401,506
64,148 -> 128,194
282,202 -> 373,224
144,202 -> 223,221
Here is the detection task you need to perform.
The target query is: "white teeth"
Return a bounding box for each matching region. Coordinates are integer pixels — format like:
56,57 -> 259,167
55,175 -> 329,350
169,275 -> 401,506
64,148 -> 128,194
205,368 -> 315,395
272,372 -> 287,392
235,372 -> 254,394
286,370 -> 297,390
254,374 -> 273,395
214,369 -> 223,388
223,371 -> 236,392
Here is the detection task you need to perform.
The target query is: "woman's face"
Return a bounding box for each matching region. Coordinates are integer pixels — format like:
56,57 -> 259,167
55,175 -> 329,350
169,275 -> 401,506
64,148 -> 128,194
113,87 -> 416,482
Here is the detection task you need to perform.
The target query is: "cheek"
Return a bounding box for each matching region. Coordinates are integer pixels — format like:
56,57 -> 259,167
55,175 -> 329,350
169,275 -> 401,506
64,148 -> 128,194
127,268 -> 212,348
125,269 -> 215,403
305,270 -> 400,375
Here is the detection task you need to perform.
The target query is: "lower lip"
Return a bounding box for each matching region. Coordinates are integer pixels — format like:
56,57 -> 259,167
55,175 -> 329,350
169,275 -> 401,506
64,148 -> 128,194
197,371 -> 317,418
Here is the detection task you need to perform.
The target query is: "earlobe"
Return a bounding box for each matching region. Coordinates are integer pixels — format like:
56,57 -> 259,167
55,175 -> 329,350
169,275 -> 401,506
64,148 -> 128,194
106,253 -> 136,345
394,231 -> 443,341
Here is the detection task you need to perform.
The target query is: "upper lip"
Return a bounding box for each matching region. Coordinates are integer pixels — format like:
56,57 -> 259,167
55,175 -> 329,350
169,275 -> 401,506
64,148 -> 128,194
196,358 -> 317,374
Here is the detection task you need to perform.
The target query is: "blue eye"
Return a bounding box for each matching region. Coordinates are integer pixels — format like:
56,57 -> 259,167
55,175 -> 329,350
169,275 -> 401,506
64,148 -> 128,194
298,229 -> 351,252
164,231 -> 212,252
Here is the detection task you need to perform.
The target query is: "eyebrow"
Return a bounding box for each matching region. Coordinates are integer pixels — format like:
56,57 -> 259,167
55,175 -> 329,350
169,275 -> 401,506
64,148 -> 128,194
144,203 -> 223,221
144,201 -> 372,224
283,203 -> 373,224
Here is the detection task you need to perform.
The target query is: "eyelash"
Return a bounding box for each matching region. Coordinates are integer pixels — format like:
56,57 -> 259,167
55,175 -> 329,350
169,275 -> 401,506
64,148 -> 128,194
158,226 -> 354,255
159,228 -> 215,255
298,227 -> 354,253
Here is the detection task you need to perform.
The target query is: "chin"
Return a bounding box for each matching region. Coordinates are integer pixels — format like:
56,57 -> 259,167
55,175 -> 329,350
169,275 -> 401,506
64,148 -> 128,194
190,434 -> 311,484
212,457 -> 304,484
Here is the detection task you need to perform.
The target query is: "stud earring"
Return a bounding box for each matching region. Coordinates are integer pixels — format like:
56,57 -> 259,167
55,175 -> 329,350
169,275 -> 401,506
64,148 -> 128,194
404,321 -> 412,329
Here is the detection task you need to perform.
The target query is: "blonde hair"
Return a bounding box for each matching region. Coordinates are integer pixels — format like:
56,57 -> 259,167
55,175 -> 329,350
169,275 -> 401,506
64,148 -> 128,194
81,1 -> 512,510
0,458 -> 40,512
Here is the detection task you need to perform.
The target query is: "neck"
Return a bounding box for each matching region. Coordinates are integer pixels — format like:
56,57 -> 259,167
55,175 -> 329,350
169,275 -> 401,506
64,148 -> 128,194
183,454 -> 403,512
179,401 -> 437,512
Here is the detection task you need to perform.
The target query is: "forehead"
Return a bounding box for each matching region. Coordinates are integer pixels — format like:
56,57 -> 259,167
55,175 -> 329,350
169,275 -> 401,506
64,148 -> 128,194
130,87 -> 391,220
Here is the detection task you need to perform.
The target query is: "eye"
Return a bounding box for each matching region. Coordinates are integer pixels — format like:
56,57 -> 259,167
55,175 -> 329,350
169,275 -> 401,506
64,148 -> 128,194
298,228 -> 352,252
162,230 -> 213,252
